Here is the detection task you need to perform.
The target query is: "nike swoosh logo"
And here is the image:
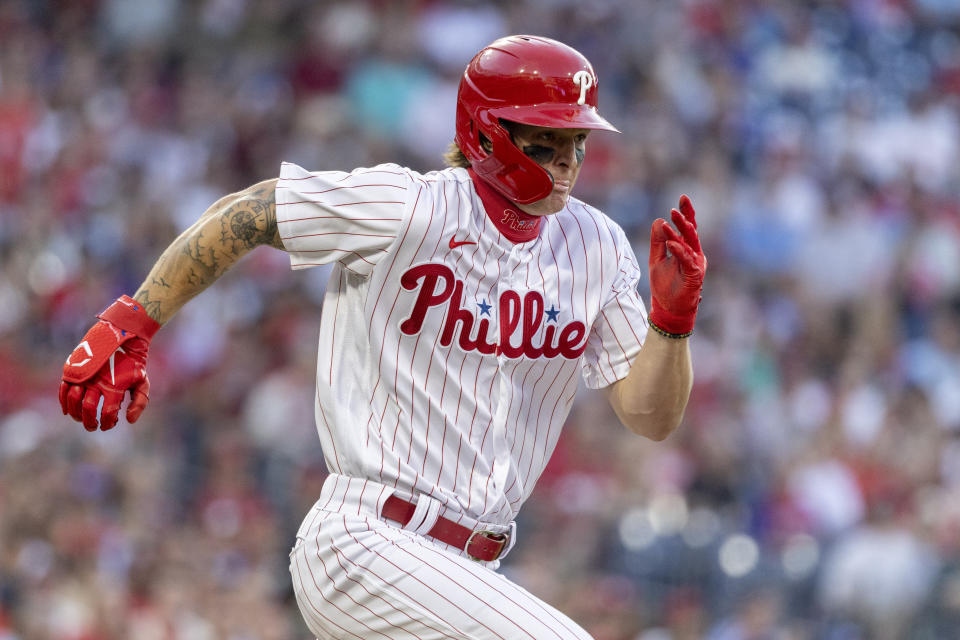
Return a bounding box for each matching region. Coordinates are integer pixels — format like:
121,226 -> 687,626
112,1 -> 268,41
449,236 -> 476,249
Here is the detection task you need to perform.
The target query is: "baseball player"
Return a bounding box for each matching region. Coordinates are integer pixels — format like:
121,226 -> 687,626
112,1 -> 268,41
59,35 -> 706,639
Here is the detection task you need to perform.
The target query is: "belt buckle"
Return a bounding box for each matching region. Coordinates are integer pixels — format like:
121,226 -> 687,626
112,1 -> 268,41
464,529 -> 508,562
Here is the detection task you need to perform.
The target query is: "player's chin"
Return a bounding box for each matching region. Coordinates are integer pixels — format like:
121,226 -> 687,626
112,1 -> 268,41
523,192 -> 568,217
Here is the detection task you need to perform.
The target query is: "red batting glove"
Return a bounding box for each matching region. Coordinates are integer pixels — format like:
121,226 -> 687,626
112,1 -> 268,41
648,195 -> 707,336
59,296 -> 161,431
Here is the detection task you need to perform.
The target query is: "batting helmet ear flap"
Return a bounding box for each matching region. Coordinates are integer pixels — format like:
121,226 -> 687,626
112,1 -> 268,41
469,111 -> 554,205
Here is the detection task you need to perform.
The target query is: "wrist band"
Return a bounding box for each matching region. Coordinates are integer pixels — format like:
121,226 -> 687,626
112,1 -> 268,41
648,321 -> 692,340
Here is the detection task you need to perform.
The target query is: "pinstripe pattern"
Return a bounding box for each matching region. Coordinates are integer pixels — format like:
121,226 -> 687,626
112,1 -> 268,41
276,162 -> 647,635
290,475 -> 592,639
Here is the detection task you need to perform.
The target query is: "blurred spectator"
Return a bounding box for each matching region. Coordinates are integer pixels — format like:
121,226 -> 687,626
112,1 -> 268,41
818,502 -> 940,640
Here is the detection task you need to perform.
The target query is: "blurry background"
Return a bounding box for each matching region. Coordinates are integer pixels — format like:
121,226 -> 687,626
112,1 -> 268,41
2,0 -> 960,638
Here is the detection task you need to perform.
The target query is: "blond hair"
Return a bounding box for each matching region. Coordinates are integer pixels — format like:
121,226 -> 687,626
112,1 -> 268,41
442,142 -> 470,168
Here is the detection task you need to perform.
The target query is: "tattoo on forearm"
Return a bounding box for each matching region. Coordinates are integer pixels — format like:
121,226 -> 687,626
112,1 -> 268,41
133,288 -> 163,321
133,179 -> 281,324
220,181 -> 282,251
183,233 -> 220,277
184,265 -> 207,288
228,210 -> 258,246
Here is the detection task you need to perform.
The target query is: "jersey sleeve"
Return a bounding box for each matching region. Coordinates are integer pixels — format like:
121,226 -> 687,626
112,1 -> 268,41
580,228 -> 648,389
275,162 -> 412,276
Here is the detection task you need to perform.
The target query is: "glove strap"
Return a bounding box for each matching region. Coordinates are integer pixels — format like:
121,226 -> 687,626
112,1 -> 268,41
649,301 -> 697,336
97,295 -> 161,341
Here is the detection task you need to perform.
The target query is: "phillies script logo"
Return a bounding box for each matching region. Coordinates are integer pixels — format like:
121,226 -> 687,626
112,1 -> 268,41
502,209 -> 536,233
398,264 -> 588,359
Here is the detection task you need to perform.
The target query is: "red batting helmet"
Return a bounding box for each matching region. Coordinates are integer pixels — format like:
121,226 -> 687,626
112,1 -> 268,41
455,35 -> 619,204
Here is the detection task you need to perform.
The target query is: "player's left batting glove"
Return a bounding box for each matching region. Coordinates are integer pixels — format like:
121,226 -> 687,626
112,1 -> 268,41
648,195 -> 707,338
59,295 -> 160,431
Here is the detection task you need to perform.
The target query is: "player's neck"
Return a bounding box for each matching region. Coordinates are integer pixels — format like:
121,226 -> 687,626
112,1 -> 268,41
467,168 -> 541,243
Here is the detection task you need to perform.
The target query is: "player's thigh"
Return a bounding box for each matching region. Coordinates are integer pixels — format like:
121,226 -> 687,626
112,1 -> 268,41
289,512 -> 593,640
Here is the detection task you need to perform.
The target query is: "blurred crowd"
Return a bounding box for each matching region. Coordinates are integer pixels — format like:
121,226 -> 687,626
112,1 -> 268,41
2,0 -> 960,638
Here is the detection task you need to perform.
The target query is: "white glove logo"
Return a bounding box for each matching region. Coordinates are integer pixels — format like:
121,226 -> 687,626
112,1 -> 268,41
67,341 -> 93,368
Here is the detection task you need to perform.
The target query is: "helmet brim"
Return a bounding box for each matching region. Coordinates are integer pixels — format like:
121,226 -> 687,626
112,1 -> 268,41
489,103 -> 619,133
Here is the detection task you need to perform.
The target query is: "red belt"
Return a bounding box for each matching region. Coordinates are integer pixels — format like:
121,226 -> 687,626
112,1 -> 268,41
381,494 -> 509,562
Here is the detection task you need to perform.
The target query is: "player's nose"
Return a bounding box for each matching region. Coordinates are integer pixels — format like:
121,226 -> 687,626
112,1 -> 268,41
553,139 -> 580,168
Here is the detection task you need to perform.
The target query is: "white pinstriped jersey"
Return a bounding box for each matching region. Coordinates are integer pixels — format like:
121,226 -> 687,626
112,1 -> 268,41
276,161 -> 648,527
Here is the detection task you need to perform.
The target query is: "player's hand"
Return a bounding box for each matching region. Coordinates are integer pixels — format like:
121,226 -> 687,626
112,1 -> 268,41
59,296 -> 160,431
648,195 -> 707,336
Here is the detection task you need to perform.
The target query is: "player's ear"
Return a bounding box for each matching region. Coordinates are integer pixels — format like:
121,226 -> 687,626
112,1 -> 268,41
499,119 -> 522,146
480,133 -> 492,154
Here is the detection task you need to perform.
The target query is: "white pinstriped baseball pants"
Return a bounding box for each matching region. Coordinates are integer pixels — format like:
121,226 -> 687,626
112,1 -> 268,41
289,474 -> 593,640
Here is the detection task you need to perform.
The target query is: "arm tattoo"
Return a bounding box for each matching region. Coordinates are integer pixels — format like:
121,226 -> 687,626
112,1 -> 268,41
219,181 -> 283,252
133,179 -> 282,324
134,289 -> 163,320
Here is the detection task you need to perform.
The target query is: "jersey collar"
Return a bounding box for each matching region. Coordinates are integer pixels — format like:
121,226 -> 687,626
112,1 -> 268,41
467,168 -> 542,244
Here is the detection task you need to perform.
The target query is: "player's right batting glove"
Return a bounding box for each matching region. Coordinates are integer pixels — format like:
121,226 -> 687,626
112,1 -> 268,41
59,295 -> 161,431
648,195 -> 707,338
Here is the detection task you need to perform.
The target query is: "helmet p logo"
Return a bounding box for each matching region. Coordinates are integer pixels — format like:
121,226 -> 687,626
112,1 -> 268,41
573,70 -> 594,105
